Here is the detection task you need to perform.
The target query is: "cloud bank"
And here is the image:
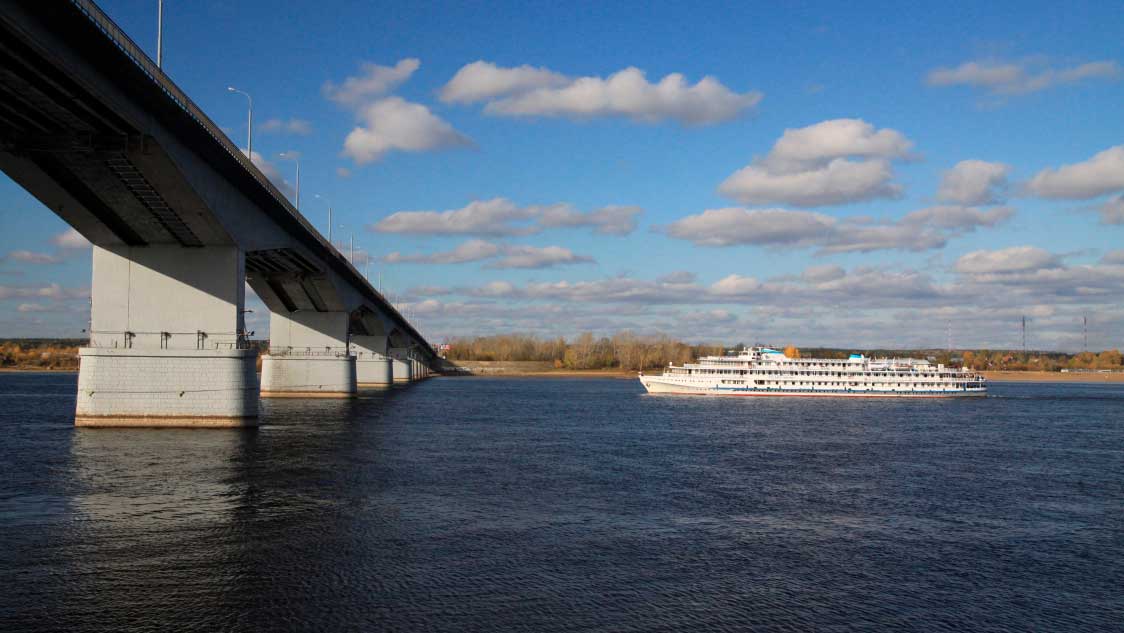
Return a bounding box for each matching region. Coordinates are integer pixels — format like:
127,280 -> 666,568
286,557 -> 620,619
718,119 -> 914,207
664,205 -> 1011,254
440,61 -> 761,125
371,198 -> 643,237
927,59 -> 1119,96
326,59 -> 471,165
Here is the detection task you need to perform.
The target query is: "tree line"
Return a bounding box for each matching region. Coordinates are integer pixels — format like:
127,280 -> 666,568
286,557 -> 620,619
444,334 -> 1124,372
443,333 -> 726,370
2,337 -> 1121,373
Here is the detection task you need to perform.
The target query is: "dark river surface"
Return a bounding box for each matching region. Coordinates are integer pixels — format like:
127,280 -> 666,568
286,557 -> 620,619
1,373 -> 1122,632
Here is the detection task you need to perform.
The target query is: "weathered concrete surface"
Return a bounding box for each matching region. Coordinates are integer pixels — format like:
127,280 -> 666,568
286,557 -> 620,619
267,311 -> 349,352
91,245 -> 245,350
356,355 -> 393,387
75,416 -> 257,428
351,335 -> 392,387
260,354 -> 356,397
391,356 -> 413,383
261,310 -> 356,396
76,348 -> 258,425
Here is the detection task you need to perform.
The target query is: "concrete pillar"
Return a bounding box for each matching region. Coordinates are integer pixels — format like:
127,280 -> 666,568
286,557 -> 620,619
352,335 -> 392,388
390,348 -> 412,384
261,310 -> 356,397
77,245 -> 258,427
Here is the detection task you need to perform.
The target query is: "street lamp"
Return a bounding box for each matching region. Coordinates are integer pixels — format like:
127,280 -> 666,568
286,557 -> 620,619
279,152 -> 300,210
156,0 -> 164,68
226,86 -> 252,158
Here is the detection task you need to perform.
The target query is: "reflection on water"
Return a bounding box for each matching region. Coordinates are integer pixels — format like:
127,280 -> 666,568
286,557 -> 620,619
2,373 -> 1124,631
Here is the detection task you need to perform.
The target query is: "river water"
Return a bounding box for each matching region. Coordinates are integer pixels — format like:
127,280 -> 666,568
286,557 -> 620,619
1,373 -> 1122,631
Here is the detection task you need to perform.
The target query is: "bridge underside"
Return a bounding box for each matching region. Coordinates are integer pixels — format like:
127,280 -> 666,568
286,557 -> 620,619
0,3 -> 438,425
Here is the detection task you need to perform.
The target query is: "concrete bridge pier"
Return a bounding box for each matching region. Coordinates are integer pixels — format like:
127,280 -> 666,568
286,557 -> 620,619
390,349 -> 413,384
76,245 -> 258,427
352,335 -> 393,388
261,311 -> 356,397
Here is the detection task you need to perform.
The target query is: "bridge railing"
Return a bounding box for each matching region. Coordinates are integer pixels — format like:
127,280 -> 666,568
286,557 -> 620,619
267,346 -> 352,358
88,330 -> 252,351
68,0 -> 298,222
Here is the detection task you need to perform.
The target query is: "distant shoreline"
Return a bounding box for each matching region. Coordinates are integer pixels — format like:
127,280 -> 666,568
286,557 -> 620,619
453,369 -> 1124,383
981,370 -> 1124,383
0,367 -> 78,373
3,366 -> 1123,384
448,361 -> 1124,383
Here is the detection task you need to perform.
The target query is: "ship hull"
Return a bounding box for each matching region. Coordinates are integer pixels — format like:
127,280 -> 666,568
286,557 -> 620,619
639,376 -> 986,398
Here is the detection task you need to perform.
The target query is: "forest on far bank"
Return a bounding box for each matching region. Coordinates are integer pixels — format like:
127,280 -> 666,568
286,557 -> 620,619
443,333 -> 1124,372
1,335 -> 1121,373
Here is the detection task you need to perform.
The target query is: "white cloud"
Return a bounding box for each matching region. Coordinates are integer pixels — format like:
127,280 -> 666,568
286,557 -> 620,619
536,204 -> 642,235
259,118 -> 312,135
937,160 -> 1010,205
382,239 -> 593,269
323,59 -> 471,166
51,228 -> 90,249
664,205 -> 1012,254
4,250 -> 62,264
954,246 -> 1060,274
710,274 -> 762,295
403,256 -> 1124,349
758,118 -> 914,171
718,119 -> 913,207
1102,250 -> 1124,265
665,207 -> 834,247
1098,195 -> 1124,224
720,158 -> 901,207
440,61 -> 568,103
489,245 -> 594,269
899,205 -> 1014,229
0,283 -> 88,301
441,62 -> 761,125
1026,146 -> 1124,199
372,198 -> 539,236
16,303 -> 58,313
802,264 -> 845,283
384,239 -> 502,264
371,198 -> 643,237
926,59 -> 1120,96
342,97 -> 472,165
323,58 -> 420,106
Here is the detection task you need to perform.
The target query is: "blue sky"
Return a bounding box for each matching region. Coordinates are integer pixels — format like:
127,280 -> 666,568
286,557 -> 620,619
2,0 -> 1122,351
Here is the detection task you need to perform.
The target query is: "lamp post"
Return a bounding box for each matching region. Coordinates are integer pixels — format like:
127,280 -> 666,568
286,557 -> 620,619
226,86 -> 252,158
279,152 -> 300,210
156,0 -> 164,68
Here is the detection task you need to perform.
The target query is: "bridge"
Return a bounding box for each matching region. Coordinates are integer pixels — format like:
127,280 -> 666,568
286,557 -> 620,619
0,1 -> 439,426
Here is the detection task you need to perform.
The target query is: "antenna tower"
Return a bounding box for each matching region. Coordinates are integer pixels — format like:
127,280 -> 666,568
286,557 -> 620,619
1021,316 -> 1027,354
1083,314 -> 1088,353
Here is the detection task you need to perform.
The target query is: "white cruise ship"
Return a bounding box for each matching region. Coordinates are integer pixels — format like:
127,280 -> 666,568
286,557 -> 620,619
640,347 -> 986,398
